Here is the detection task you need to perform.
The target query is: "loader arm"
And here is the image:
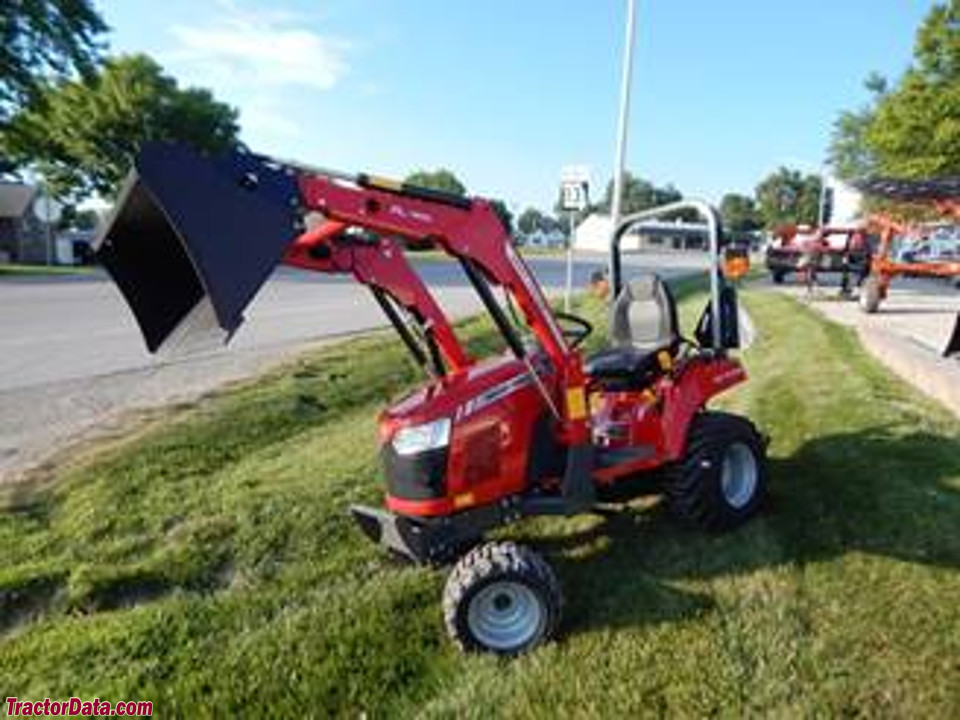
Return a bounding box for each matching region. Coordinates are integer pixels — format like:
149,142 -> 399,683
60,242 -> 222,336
96,142 -> 590,442
283,218 -> 471,373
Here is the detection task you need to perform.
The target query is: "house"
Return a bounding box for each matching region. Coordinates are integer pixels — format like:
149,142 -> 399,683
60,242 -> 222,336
522,228 -> 567,249
821,176 -> 863,226
574,211 -> 711,253
0,182 -> 47,263
574,214 -> 619,252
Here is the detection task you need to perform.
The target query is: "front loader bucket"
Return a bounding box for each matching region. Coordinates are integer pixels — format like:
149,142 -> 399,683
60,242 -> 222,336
945,312 -> 960,358
95,142 -> 300,353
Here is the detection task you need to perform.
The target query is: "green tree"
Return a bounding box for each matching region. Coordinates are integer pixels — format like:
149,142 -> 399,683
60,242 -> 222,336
403,168 -> 467,197
828,74 -> 888,180
719,193 -> 761,232
829,2 -> 960,180
489,198 -> 514,233
755,168 -> 822,227
58,205 -> 99,230
517,207 -> 546,235
0,0 -> 107,121
1,54 -> 239,202
596,172 -> 682,216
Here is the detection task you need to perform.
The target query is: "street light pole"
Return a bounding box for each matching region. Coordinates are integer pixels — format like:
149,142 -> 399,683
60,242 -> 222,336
608,0 -> 638,285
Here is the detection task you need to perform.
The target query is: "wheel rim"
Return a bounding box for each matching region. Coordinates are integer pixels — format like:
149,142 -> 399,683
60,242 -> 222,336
467,581 -> 545,652
720,442 -> 758,509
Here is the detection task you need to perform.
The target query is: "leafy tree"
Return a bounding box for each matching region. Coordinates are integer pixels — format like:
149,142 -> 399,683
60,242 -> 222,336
755,167 -> 822,227
518,207 -> 547,235
58,205 -> 99,230
0,0 -> 107,121
403,168 -> 466,196
865,2 -> 960,177
719,193 -> 761,232
828,74 -> 888,180
1,54 -> 239,202
596,172 -> 682,216
829,2 -> 960,180
489,198 -> 514,233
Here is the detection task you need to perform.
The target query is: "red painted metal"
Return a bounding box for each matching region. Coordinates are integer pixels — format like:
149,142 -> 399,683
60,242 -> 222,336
865,202 -> 960,289
250,168 -> 748,520
589,356 -> 747,484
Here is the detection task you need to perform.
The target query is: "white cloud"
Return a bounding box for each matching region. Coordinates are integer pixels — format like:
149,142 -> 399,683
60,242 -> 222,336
167,4 -> 349,92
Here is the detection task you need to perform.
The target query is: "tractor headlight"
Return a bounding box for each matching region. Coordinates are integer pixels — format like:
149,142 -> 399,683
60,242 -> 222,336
391,418 -> 452,456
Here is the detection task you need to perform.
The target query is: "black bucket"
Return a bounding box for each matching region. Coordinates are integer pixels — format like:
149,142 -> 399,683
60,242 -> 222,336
945,312 -> 960,358
94,142 -> 300,353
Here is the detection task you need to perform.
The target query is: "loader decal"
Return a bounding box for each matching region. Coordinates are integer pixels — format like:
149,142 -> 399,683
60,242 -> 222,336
456,374 -> 533,420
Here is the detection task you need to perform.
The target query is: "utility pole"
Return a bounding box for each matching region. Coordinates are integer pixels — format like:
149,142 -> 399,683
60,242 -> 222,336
608,0 -> 638,284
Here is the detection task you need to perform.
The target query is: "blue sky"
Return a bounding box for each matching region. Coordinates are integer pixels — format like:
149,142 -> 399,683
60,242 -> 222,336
96,0 -> 936,212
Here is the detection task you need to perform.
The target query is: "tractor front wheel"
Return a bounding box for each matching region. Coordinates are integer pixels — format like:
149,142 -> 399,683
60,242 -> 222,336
443,542 -> 561,655
665,412 -> 768,531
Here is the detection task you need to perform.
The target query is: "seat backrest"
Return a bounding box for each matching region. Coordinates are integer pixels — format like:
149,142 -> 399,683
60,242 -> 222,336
610,273 -> 679,351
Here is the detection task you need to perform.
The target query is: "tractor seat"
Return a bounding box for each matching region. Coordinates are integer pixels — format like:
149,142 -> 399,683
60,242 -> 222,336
585,273 -> 679,390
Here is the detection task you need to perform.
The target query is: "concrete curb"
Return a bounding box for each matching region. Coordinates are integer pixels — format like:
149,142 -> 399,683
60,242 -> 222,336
856,323 -> 960,418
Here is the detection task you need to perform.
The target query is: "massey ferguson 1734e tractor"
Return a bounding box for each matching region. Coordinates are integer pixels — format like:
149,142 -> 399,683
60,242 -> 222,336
95,143 -> 768,654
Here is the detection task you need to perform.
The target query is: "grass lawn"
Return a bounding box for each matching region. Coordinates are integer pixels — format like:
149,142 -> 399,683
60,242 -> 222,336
0,263 -> 95,277
1,282 -> 959,716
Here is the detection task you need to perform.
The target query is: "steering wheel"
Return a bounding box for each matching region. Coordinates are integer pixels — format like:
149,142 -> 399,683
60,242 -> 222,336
554,311 -> 593,348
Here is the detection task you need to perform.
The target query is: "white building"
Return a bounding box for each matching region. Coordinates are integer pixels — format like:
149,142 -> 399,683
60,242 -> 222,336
573,212 -> 702,252
822,176 -> 863,226
522,228 -> 567,249
574,213 -> 647,252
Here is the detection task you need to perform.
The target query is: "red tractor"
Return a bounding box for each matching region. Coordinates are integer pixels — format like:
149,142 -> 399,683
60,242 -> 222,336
96,143 -> 768,654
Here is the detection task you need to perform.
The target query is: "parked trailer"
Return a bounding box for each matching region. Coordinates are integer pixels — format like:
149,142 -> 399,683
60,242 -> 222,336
855,176 -> 960,357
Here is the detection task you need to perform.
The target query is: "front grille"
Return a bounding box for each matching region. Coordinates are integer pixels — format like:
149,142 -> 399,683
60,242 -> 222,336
462,425 -> 501,484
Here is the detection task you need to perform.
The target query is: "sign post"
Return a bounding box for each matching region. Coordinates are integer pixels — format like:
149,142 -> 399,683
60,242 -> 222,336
32,186 -> 62,266
560,166 -> 590,312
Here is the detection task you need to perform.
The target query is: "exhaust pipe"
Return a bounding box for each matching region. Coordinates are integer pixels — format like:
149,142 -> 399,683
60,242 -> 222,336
94,142 -> 301,353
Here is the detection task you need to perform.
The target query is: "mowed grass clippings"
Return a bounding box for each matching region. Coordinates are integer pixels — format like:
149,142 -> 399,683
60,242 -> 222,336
0,280 -> 958,717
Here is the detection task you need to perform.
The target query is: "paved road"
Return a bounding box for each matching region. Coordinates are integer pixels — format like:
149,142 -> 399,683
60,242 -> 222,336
0,251 -> 707,480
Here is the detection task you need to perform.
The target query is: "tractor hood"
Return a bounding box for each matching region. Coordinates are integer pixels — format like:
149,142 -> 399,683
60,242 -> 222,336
94,142 -> 301,353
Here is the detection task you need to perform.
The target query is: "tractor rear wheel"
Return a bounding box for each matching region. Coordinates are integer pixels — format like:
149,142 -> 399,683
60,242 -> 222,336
664,411 -> 767,531
443,542 -> 561,655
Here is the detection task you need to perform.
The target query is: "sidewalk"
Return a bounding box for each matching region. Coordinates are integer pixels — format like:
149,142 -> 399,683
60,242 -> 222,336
775,277 -> 960,418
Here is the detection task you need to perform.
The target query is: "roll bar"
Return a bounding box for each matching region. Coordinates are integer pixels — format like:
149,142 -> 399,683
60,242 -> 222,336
610,199 -> 724,350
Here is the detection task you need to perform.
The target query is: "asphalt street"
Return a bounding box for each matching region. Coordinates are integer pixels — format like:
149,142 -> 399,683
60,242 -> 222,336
0,251 -> 706,479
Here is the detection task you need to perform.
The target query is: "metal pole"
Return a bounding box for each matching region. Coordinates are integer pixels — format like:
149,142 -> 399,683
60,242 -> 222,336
608,0 -> 638,286
612,199 -> 723,349
817,168 -> 827,226
44,190 -> 52,265
564,211 -> 575,311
